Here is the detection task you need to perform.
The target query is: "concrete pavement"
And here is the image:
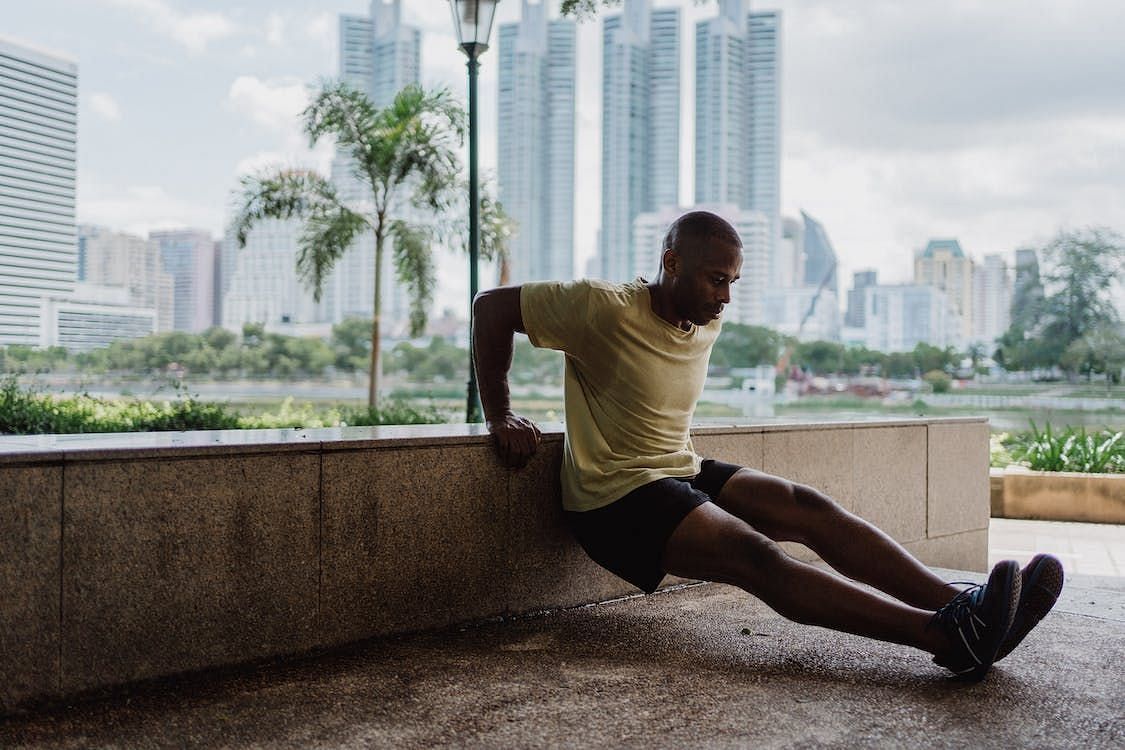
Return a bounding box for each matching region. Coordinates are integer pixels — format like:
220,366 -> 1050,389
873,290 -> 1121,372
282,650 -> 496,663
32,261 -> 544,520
2,566 -> 1122,749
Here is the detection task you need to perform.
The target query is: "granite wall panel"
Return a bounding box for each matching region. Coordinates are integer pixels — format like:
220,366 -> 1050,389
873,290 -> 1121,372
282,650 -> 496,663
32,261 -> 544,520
0,465 -> 61,710
61,453 -> 320,692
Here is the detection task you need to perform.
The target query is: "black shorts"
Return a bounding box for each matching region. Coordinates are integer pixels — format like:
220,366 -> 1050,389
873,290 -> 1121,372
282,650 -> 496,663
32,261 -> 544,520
564,459 -> 742,594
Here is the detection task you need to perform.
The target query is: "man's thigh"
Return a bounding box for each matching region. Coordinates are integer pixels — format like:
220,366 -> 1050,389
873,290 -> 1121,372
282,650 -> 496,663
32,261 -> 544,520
661,500 -> 780,586
713,468 -> 834,545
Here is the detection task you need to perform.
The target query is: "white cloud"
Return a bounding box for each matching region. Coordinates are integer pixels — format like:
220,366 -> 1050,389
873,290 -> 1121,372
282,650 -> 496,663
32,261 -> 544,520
78,180 -> 217,236
88,92 -> 121,122
227,75 -> 309,132
102,0 -> 236,53
265,12 -> 285,46
226,76 -> 334,180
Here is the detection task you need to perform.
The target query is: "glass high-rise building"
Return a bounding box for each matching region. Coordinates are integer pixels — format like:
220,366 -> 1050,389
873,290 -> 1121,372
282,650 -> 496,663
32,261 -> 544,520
497,0 -> 576,284
0,37 -> 77,346
151,229 -> 215,333
801,210 -> 838,295
598,0 -> 680,282
328,0 -> 420,332
694,4 -> 781,289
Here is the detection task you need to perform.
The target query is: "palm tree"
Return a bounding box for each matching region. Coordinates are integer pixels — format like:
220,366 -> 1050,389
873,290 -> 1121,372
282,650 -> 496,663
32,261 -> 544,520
232,81 -> 467,406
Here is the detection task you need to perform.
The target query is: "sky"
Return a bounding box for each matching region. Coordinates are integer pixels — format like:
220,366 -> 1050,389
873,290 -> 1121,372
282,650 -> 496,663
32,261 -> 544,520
4,0 -> 1125,318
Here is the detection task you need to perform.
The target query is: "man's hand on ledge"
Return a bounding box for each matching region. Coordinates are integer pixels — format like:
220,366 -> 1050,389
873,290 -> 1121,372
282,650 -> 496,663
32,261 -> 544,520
487,412 -> 542,468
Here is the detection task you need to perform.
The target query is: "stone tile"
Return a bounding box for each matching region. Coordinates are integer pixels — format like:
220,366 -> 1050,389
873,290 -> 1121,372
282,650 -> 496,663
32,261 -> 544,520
927,422 -> 990,537
904,529 -> 989,573
505,440 -> 639,612
61,454 -> 320,693
852,426 -> 927,544
762,428 -> 856,511
691,432 -> 764,471
321,444 -> 509,644
0,465 -> 61,710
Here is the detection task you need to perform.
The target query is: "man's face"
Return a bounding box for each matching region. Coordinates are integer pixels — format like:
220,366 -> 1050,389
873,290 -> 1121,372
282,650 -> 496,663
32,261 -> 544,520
670,240 -> 743,326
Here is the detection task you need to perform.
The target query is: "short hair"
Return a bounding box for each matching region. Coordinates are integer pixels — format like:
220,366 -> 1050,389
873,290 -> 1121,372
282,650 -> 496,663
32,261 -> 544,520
662,210 -> 742,256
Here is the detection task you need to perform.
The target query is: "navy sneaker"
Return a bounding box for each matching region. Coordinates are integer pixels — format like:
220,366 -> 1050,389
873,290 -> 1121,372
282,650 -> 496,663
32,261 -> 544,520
929,560 -> 1021,681
995,553 -> 1064,662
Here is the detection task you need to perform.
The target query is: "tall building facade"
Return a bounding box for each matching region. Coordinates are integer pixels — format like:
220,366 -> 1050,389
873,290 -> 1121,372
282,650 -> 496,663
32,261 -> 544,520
151,229 -> 215,333
497,1 -> 577,284
845,269 -> 877,328
914,238 -> 974,342
862,284 -> 961,353
598,0 -> 680,282
0,37 -> 77,346
972,253 -> 1012,345
221,218 -> 328,333
77,224 -> 174,331
328,0 -> 421,331
694,3 -> 781,289
800,210 -> 838,295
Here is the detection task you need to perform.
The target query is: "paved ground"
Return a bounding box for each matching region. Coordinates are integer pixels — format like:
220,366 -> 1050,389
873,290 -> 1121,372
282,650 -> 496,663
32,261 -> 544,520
990,518 -> 1125,577
2,563 -> 1123,749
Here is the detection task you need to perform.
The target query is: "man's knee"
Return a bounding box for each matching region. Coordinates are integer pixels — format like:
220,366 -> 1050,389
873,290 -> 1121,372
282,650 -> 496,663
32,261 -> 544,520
792,482 -> 845,522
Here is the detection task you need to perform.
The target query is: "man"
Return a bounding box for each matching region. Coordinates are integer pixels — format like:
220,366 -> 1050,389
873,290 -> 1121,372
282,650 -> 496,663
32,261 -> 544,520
472,210 -> 1062,681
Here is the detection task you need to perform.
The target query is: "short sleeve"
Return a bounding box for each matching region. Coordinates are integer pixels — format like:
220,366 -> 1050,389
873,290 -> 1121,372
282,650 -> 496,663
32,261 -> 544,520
519,280 -> 591,355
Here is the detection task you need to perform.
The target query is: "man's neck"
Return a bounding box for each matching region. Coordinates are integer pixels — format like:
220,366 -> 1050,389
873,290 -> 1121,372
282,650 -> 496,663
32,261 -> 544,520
647,281 -> 691,331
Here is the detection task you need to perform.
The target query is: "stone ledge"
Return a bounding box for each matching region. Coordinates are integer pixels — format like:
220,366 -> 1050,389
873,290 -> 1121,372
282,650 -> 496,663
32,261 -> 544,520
990,467 -> 1125,524
0,418 -> 989,712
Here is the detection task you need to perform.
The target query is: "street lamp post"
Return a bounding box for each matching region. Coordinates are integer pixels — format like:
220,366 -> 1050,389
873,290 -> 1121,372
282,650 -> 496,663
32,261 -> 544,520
449,0 -> 499,424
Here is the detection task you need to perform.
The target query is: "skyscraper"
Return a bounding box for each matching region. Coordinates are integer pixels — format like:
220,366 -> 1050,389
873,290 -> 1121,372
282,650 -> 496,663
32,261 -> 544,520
694,4 -> 781,286
598,0 -> 680,282
801,210 -> 838,296
972,254 -> 1011,345
77,224 -> 174,331
747,9 -> 781,281
497,0 -> 577,284
221,218 -> 327,333
151,229 -> 215,333
0,37 -> 77,346
845,270 -> 878,328
329,0 -> 420,330
914,238 -> 974,342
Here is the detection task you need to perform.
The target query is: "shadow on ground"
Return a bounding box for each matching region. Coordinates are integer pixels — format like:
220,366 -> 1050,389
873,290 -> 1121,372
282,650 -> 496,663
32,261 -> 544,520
3,570 -> 1123,749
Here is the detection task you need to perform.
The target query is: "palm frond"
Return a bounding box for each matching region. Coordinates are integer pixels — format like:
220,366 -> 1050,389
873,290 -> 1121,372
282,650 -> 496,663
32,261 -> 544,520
232,169 -> 340,247
390,219 -> 437,337
303,79 -> 379,155
296,205 -> 371,302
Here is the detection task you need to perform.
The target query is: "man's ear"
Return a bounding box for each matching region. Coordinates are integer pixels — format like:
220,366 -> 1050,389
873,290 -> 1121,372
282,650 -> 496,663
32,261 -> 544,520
661,248 -> 679,278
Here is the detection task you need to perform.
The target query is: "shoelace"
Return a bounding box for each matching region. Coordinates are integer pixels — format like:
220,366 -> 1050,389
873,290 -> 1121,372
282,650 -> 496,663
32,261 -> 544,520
927,582 -> 987,639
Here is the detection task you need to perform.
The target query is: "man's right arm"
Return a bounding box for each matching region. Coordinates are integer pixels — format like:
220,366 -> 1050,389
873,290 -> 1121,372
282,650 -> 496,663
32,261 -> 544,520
472,285 -> 542,467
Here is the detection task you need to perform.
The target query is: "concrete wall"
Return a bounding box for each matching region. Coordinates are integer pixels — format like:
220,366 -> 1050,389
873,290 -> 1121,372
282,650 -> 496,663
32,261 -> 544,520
0,418 -> 989,712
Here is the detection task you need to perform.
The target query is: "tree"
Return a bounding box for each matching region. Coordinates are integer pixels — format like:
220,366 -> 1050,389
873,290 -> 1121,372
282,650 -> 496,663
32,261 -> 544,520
1039,228 -> 1124,376
710,323 -> 783,369
1061,324 -> 1125,393
233,82 -> 467,406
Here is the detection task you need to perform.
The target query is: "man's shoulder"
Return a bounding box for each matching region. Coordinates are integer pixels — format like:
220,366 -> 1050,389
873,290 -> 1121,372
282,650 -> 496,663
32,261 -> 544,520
523,278 -> 644,308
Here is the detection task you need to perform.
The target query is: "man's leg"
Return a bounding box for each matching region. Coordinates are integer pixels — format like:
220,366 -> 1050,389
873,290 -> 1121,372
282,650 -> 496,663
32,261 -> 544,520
714,469 -> 959,611
661,501 -> 951,654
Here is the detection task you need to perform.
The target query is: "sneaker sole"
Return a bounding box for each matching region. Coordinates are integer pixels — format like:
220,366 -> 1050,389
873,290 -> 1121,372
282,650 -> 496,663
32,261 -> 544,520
995,553 -> 1064,661
966,560 -> 1022,682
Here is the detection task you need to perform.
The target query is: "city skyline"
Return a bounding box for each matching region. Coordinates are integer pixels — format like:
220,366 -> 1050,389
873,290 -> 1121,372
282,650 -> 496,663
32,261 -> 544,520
2,0 -> 1124,319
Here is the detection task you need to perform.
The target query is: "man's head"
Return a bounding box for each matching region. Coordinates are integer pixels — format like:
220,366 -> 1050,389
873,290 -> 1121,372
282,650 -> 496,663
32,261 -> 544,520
657,210 -> 743,327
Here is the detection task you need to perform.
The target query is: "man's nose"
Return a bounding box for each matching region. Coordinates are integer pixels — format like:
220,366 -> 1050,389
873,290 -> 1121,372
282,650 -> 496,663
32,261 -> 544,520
718,284 -> 731,304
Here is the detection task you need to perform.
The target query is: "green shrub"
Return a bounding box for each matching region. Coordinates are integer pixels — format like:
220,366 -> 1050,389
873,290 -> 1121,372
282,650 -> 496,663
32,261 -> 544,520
339,400 -> 447,426
1005,422 -> 1123,474
0,377 -> 447,434
923,369 -> 952,394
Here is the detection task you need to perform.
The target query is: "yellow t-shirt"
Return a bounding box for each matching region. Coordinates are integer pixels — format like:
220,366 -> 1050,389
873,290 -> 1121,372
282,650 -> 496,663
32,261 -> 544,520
520,278 -> 722,512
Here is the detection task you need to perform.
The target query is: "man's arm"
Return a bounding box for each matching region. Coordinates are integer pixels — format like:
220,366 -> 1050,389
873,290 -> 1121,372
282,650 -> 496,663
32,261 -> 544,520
472,285 -> 542,467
